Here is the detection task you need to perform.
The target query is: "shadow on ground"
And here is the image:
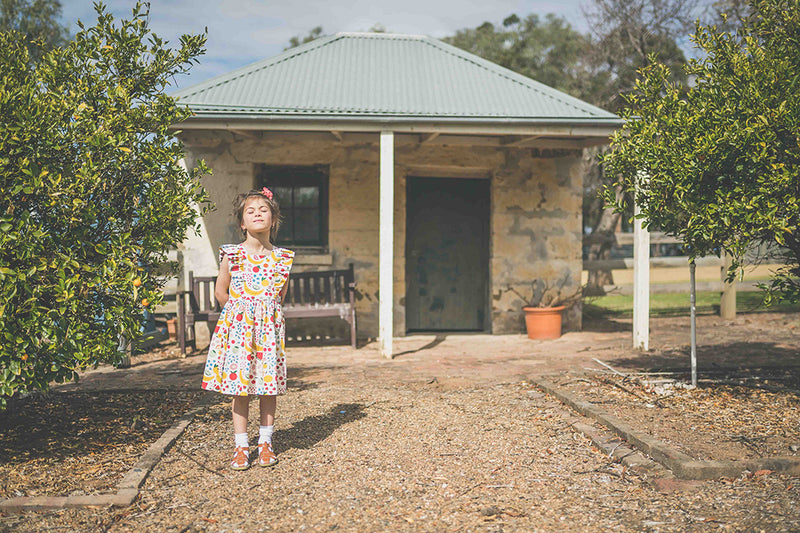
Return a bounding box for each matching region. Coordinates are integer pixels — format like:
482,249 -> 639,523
607,342 -> 800,372
393,334 -> 448,358
276,402 -> 366,453
582,316 -> 632,333
287,365 -> 354,392
0,391 -> 202,464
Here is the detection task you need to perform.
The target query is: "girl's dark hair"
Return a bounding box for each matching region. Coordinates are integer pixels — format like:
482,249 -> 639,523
233,189 -> 281,241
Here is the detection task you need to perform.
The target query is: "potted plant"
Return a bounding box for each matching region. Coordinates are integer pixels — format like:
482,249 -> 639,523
508,279 -> 585,340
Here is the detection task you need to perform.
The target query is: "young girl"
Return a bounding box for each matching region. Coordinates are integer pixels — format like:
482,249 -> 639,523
201,188 -> 294,470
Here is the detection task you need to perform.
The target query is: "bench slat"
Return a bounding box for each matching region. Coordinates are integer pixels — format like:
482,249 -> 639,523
324,275 -> 332,304
303,276 -> 311,305
203,280 -> 211,312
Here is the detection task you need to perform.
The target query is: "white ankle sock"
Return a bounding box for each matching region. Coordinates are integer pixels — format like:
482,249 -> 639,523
234,432 -> 249,449
258,425 -> 274,445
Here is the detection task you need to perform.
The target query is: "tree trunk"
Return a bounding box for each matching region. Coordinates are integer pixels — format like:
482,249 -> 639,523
582,146 -> 623,295
586,180 -> 623,294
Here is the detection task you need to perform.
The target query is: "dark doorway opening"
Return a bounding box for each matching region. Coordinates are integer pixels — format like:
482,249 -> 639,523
405,177 -> 490,332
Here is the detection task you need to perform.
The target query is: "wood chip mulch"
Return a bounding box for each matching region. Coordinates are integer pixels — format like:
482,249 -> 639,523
5,368 -> 800,532
0,390 -> 203,499
3,312 -> 800,531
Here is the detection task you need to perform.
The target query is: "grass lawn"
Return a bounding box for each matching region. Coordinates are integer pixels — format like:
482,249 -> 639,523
585,291 -> 800,318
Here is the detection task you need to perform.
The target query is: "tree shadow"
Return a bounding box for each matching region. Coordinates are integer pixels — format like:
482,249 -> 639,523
275,402 -> 366,453
0,390 -> 203,465
606,342 -> 800,373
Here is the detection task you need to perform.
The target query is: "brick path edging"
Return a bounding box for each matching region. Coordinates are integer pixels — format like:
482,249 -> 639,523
0,396 -> 214,514
534,377 -> 800,480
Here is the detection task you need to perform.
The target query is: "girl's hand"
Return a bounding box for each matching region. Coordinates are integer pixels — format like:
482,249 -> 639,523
215,256 -> 232,308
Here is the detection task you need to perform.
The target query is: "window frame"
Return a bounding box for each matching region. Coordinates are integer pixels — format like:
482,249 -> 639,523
255,164 -> 329,250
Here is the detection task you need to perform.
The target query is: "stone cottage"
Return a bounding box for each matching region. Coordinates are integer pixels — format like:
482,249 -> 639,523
172,32 -> 622,356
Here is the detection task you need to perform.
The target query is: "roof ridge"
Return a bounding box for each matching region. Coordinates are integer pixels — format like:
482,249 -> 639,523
333,31 -> 429,39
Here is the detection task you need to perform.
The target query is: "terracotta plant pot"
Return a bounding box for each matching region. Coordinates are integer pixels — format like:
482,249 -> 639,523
522,305 -> 565,340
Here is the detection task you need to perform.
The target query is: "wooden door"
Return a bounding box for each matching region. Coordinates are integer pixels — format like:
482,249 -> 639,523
406,177 -> 489,332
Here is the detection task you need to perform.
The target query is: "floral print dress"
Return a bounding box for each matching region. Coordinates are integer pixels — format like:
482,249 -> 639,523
201,244 -> 294,396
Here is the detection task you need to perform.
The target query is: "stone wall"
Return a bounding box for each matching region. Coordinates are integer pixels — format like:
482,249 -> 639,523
179,131 -> 583,344
489,149 -> 584,333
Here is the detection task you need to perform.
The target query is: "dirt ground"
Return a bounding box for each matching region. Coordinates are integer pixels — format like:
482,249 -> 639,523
1,311 -> 799,532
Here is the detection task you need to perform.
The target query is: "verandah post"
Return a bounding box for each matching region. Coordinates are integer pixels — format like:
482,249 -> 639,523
379,131 -> 394,358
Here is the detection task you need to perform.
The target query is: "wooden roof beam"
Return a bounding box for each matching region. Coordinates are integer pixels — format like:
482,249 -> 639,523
419,132 -> 440,144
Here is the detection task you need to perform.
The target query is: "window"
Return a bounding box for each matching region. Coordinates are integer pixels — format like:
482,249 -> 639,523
255,165 -> 328,248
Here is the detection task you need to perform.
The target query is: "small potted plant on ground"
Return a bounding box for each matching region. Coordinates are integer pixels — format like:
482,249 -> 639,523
508,278 -> 585,340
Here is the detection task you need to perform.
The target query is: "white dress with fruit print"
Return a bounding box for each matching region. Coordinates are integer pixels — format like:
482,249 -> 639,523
201,244 -> 294,396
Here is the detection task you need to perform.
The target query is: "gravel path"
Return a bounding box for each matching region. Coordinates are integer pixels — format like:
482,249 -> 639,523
6,358 -> 800,532
4,313 -> 800,532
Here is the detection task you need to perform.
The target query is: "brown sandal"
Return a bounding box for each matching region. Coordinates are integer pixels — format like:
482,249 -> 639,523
257,442 -> 278,467
230,446 -> 250,471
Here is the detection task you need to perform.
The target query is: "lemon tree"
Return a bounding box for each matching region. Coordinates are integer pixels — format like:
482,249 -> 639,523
0,3 -> 209,406
604,0 -> 800,302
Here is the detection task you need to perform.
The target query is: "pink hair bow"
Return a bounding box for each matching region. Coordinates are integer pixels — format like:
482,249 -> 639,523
261,187 -> 273,199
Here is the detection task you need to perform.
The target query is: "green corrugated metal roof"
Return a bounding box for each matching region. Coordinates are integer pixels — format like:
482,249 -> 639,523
173,32 -> 621,126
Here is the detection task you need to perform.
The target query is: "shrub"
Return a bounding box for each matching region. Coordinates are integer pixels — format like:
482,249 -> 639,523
0,3 -> 209,406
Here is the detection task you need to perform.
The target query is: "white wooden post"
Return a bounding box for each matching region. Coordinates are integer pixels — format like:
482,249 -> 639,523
379,131 -> 394,358
632,202 -> 650,350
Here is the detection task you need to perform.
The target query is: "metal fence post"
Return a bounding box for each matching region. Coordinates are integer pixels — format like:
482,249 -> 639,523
690,260 -> 697,387
720,252 -> 737,319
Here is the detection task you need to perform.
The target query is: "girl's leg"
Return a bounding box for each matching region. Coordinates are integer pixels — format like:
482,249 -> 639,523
230,396 -> 251,470
232,396 -> 250,435
259,395 -> 276,427
257,395 -> 278,466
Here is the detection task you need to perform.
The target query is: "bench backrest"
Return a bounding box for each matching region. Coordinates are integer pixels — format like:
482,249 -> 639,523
186,263 -> 355,313
188,272 -> 220,314
284,264 -> 355,306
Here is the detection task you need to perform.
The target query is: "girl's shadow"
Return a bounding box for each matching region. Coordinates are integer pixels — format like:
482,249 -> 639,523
275,402 -> 365,453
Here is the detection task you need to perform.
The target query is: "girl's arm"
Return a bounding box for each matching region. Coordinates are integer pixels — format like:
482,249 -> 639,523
280,274 -> 290,303
215,256 -> 232,308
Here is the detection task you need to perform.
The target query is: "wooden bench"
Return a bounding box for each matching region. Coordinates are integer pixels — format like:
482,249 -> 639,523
177,264 -> 357,354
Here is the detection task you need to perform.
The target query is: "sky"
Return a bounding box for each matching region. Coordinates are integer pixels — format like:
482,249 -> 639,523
60,0 -> 592,90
